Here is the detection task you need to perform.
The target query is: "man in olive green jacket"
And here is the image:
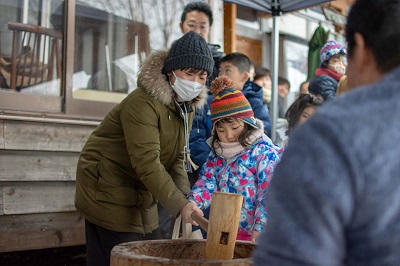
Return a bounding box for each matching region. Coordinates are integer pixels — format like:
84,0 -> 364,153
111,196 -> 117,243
75,31 -> 214,266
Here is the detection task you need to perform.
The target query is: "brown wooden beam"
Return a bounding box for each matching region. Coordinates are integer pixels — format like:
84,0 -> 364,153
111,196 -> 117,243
223,2 -> 237,54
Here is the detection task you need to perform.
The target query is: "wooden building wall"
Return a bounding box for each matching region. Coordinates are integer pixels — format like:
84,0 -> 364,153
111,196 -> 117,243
0,118 -> 98,252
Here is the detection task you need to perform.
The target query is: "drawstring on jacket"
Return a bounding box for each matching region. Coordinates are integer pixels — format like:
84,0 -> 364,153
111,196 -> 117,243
174,99 -> 192,173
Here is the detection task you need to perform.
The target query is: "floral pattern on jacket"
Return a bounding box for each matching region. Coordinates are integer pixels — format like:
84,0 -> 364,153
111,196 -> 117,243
188,134 -> 283,235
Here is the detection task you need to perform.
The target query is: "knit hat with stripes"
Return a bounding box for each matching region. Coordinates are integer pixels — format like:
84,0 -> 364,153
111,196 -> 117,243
210,76 -> 259,129
320,39 -> 347,67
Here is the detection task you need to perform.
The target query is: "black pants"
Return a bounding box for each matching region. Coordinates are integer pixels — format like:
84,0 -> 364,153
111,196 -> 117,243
85,220 -> 159,266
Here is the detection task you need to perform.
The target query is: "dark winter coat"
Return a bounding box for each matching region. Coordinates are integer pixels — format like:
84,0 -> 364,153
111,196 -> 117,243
309,74 -> 339,101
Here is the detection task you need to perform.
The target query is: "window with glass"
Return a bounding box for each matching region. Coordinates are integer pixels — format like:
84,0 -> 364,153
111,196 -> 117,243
0,0 -> 195,119
0,0 -> 64,113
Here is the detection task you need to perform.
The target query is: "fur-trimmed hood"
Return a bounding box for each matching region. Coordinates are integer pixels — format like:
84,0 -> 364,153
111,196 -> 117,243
137,49 -> 208,108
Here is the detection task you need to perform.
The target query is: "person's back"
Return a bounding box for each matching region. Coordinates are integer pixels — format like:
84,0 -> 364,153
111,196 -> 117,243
253,0 -> 400,264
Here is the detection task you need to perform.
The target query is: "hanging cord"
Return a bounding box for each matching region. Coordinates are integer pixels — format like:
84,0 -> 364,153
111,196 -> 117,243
174,99 -> 193,173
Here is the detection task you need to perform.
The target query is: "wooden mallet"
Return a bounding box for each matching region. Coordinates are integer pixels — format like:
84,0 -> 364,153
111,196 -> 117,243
191,191 -> 243,260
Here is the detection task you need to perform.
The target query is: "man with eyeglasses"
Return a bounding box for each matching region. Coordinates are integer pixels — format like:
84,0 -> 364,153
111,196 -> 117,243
180,1 -> 225,87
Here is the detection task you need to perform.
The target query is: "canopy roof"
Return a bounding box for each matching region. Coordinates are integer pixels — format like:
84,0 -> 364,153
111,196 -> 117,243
224,0 -> 331,14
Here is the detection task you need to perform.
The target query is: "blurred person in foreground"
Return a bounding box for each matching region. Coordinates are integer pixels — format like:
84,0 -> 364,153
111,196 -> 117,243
253,0 -> 400,265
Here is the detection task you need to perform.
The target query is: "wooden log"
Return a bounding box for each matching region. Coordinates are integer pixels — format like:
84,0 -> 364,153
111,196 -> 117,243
205,192 -> 243,260
0,212 -> 85,252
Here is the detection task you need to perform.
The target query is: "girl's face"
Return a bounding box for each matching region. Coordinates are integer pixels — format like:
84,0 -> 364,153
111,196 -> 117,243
298,106 -> 317,125
328,54 -> 347,75
216,119 -> 245,143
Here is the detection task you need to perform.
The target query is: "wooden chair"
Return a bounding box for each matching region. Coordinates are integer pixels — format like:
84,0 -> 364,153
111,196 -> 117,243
7,22 -> 62,91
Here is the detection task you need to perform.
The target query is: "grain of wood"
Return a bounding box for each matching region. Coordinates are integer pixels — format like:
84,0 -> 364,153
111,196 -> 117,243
3,120 -> 95,151
2,181 -> 76,215
205,192 -> 243,260
0,150 -> 79,181
0,212 -> 85,252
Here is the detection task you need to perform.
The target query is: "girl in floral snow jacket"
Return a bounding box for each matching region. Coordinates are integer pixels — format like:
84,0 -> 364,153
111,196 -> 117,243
187,76 -> 283,242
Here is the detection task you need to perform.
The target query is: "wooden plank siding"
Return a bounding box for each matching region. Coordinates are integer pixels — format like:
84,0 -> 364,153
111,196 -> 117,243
0,150 -> 79,181
2,181 -> 76,215
0,120 -> 4,148
3,120 -> 94,151
0,212 -> 85,252
0,118 -> 97,252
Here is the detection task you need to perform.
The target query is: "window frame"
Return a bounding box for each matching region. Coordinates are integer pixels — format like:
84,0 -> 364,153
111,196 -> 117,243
1,0 -> 149,120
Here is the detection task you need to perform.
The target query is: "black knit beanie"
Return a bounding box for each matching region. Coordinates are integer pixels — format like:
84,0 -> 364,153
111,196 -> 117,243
162,31 -> 214,75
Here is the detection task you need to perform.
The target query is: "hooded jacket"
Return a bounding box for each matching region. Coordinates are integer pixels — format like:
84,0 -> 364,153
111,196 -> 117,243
189,121 -> 283,235
75,49 -> 208,234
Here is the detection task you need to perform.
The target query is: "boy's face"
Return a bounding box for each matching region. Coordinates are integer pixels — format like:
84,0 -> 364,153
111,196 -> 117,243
218,62 -> 249,90
180,11 -> 210,42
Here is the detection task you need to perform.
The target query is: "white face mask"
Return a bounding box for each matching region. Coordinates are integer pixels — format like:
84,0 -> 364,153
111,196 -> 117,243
328,63 -> 346,75
171,72 -> 204,102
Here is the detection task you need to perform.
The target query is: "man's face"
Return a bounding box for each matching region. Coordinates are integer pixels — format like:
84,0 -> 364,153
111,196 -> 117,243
180,11 -> 210,42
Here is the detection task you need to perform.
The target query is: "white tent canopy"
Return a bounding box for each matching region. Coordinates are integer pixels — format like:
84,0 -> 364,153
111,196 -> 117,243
224,0 -> 331,141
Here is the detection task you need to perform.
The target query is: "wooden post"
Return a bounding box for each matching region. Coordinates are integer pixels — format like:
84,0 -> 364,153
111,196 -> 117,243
205,192 -> 243,260
223,2 -> 237,54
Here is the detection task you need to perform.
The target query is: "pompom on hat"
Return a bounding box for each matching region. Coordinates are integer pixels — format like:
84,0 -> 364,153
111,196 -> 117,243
210,76 -> 259,129
162,31 -> 214,75
320,39 -> 347,67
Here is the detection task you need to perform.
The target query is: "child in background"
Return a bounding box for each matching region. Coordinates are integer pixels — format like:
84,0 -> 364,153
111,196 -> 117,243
275,93 -> 324,147
218,53 -> 271,134
277,77 -> 291,118
253,66 -> 272,112
308,39 -> 347,101
187,76 -> 283,242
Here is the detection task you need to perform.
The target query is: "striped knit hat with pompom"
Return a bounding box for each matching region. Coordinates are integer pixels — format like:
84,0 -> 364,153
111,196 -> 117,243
210,76 -> 259,129
320,39 -> 347,67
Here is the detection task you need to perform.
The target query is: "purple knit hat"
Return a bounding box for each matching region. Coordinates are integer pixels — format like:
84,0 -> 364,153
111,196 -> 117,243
320,40 -> 347,67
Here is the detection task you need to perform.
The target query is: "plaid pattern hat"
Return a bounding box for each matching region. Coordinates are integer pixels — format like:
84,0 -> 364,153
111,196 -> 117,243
162,31 -> 214,75
210,76 -> 259,129
320,39 -> 347,67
